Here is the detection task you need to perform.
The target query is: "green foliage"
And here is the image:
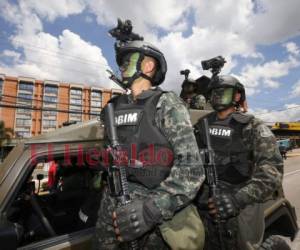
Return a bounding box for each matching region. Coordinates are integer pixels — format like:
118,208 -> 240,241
0,120 -> 13,147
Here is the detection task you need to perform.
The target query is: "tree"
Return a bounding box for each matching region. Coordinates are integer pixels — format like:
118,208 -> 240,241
0,121 -> 13,161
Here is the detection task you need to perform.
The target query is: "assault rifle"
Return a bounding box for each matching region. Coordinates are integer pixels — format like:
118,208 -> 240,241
104,103 -> 139,250
202,117 -> 225,250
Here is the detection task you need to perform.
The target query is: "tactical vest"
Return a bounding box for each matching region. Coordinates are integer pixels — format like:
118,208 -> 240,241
106,89 -> 173,189
194,112 -> 254,185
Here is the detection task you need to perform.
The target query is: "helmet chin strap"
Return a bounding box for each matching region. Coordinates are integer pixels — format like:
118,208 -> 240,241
122,53 -> 154,89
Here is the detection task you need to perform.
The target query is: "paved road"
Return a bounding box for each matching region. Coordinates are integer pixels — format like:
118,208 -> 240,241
283,149 -> 300,250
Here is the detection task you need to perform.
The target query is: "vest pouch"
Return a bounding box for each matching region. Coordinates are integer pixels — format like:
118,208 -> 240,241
230,152 -> 253,177
159,204 -> 205,250
126,166 -> 171,189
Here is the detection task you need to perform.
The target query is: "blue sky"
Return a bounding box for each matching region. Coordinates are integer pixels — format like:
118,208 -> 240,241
0,0 -> 300,122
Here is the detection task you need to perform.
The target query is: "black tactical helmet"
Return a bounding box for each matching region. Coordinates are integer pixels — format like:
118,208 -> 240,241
208,75 -> 246,111
116,40 -> 167,86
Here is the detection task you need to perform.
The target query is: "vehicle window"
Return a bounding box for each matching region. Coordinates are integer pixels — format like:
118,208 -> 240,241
6,155 -> 101,247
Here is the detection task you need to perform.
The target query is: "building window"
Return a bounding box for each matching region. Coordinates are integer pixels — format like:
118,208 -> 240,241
90,90 -> 102,119
15,81 -> 34,138
15,126 -> 31,138
70,89 -> 82,96
17,108 -> 31,114
16,118 -> 32,126
18,93 -> 33,102
69,88 -> 82,122
69,114 -> 82,122
91,90 -> 102,105
43,111 -> 57,116
0,78 -> 3,96
17,81 -> 34,105
42,84 -> 58,133
44,96 -> 57,104
91,101 -> 101,107
44,85 -> 58,95
19,81 -> 34,92
43,120 -> 57,127
91,90 -> 102,98
69,105 -> 82,111
70,98 -> 82,105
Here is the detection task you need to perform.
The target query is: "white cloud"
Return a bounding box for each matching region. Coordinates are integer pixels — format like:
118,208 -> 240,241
0,30 -> 117,88
84,0 -> 300,93
1,50 -> 21,63
86,0 -> 192,33
20,0 -> 86,22
284,42 -> 300,56
0,0 -> 119,89
192,0 -> 254,34
290,79 -> 300,97
235,56 -> 300,95
154,27 -> 256,92
83,0 -> 257,92
246,0 -> 300,44
253,104 -> 300,122
192,0 -> 300,45
0,1 -> 43,35
1,0 -> 300,94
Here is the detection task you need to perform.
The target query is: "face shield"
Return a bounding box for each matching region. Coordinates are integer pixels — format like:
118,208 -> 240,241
119,52 -> 141,85
210,87 -> 234,111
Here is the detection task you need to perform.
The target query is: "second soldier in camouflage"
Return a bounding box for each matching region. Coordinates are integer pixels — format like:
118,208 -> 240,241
194,75 -> 283,250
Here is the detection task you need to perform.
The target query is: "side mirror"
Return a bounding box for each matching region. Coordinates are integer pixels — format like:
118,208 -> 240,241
0,221 -> 18,250
37,174 -> 44,181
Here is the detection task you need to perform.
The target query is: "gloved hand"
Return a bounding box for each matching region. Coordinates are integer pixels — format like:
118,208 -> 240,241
112,199 -> 163,242
208,193 -> 242,220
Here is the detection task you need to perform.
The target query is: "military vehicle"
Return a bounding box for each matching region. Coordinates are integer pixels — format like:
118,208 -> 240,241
0,107 -> 298,249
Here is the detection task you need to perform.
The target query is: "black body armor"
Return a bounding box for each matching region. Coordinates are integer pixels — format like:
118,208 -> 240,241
105,89 -> 173,189
195,112 -> 254,185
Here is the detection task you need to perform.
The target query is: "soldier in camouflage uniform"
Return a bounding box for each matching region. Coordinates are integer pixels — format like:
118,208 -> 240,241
190,94 -> 207,110
194,75 -> 283,250
94,29 -> 205,249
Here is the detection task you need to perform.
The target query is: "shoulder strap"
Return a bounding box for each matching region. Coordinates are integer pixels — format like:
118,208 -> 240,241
231,112 -> 254,124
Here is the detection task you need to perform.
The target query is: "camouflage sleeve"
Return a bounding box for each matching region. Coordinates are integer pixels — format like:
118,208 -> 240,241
151,92 -> 205,220
235,118 -> 283,206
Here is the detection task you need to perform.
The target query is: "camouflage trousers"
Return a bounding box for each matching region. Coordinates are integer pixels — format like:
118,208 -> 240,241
93,188 -> 170,250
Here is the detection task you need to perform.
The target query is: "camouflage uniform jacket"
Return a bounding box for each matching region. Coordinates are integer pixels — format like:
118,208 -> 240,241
104,90 -> 205,220
234,114 -> 283,205
196,112 -> 283,205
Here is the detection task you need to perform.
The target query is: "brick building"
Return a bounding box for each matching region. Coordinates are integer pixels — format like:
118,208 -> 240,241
0,74 -> 124,139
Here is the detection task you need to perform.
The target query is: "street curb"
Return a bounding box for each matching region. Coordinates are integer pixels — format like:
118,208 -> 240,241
286,154 -> 300,157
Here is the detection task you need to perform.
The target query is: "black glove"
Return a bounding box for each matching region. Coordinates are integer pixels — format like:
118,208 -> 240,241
213,193 -> 242,220
114,199 -> 163,242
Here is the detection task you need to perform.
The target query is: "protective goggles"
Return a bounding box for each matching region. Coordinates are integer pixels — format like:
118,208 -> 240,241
119,52 -> 141,78
210,87 -> 234,106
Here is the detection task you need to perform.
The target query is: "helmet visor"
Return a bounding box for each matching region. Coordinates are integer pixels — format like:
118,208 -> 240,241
120,52 -> 140,78
210,87 -> 234,106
